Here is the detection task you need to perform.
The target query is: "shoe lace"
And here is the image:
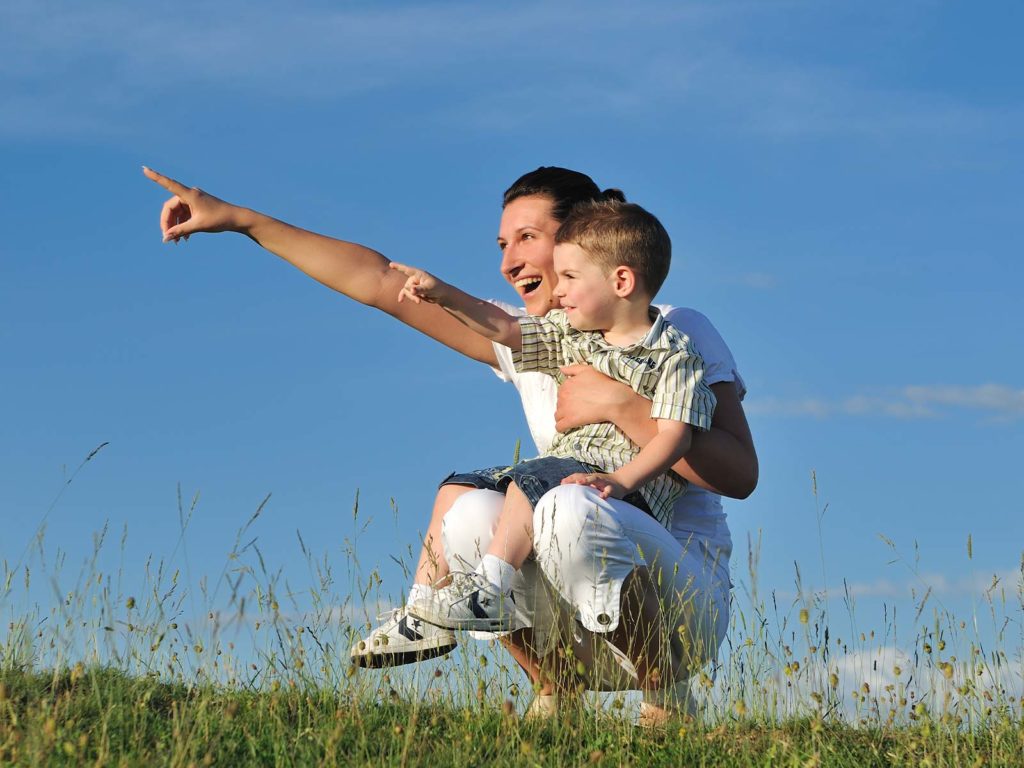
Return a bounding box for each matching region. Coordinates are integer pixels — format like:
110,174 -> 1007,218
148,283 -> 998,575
434,571 -> 487,600
374,606 -> 405,624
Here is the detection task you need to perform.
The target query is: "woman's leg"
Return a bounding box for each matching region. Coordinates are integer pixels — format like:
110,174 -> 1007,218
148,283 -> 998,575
413,484 -> 477,586
531,485 -> 728,709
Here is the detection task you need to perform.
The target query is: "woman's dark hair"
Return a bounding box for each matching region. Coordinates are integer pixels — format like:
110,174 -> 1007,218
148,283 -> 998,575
503,166 -> 626,223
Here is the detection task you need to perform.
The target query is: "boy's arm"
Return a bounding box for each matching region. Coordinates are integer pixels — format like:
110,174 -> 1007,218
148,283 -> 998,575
562,420 -> 692,499
556,372 -> 756,498
389,262 -> 522,350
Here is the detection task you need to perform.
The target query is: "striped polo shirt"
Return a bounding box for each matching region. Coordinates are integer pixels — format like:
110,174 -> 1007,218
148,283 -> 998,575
512,308 -> 716,528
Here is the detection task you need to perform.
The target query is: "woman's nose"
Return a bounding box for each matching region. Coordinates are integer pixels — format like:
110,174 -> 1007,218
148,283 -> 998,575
500,243 -> 521,276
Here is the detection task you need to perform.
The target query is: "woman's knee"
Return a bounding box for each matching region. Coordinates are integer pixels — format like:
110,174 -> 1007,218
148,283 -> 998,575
440,488 -> 504,568
532,484 -> 604,545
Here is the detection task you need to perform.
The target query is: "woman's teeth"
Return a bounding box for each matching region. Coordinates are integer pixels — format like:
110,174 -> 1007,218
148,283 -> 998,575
515,277 -> 542,293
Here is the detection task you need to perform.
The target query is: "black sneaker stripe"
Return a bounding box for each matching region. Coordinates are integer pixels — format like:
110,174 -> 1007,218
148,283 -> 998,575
468,591 -> 490,619
397,615 -> 423,641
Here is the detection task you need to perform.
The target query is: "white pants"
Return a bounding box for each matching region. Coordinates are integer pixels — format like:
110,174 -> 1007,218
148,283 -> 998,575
441,484 -> 730,693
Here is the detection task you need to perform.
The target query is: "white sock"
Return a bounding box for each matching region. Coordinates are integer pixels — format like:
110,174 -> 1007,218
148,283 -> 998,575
406,583 -> 436,607
476,555 -> 515,595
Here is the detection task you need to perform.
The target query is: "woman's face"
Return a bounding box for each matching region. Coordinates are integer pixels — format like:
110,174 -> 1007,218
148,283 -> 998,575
497,195 -> 562,317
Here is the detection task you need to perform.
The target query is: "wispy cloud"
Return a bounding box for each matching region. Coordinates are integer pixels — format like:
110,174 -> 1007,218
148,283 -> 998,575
2,0 -> 1019,145
749,384 -> 1024,422
774,567 -> 1021,602
702,641 -> 1023,719
830,568 -> 1020,600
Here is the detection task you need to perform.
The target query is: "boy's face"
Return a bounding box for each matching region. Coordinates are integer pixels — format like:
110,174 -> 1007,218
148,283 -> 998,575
552,243 -> 619,331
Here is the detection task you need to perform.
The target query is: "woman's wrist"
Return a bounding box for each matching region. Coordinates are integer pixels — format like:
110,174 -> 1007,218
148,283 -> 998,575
234,206 -> 264,238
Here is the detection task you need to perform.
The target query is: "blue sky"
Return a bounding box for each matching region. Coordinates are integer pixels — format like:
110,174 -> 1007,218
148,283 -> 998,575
2,0 -> 1022,662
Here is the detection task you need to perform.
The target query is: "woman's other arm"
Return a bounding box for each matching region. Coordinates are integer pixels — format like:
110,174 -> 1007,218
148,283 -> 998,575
144,168 -> 499,365
554,365 -> 758,499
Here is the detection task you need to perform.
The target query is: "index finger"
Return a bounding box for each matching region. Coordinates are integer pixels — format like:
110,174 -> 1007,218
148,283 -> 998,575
389,261 -> 416,276
142,166 -> 190,197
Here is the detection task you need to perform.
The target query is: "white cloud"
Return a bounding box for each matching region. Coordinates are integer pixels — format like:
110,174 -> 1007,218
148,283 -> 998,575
707,642 -> 1023,722
772,568 -> 1021,603
902,384 -> 1024,421
824,568 -> 1021,600
749,384 -> 1024,422
2,0 -> 1019,144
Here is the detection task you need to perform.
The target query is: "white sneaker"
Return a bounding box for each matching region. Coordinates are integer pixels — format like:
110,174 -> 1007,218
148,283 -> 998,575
407,572 -> 517,632
349,607 -> 457,668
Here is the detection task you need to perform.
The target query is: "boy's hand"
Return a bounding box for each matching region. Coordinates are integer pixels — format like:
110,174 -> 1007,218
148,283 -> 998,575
561,471 -> 631,500
390,262 -> 446,304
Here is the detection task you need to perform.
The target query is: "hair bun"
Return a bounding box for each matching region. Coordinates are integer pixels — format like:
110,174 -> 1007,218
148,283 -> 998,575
601,187 -> 626,203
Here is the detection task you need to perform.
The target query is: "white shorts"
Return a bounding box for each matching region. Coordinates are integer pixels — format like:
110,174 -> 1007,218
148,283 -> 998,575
441,484 -> 730,690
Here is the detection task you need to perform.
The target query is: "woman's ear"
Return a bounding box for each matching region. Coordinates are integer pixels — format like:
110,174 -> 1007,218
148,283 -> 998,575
612,266 -> 638,297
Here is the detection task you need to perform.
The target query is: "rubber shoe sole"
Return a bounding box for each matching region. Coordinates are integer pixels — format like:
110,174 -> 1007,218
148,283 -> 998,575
349,611 -> 457,668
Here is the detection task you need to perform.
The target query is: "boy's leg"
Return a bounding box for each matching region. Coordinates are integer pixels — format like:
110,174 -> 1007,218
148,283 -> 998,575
440,491 -> 582,706
408,482 -> 532,632
350,484 -> 478,667
479,483 -> 536,573
409,458 -> 596,633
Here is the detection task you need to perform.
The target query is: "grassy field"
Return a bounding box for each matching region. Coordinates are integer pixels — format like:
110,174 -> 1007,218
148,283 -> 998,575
1,665 -> 1021,766
2,469 -> 1021,765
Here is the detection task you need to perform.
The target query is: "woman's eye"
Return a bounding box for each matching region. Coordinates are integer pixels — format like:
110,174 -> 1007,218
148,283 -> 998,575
522,233 -> 534,241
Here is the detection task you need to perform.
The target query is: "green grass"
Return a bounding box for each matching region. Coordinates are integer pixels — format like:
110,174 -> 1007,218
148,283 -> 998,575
2,463 -> 1022,765
2,666 -> 1021,767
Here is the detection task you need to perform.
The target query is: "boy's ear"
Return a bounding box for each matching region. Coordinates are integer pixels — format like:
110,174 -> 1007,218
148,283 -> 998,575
611,266 -> 638,298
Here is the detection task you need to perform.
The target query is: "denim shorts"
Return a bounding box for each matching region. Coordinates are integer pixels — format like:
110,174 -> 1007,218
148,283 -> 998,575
440,455 -> 652,515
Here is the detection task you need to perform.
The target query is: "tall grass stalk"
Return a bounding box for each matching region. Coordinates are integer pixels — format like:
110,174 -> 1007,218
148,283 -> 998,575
1,457 -> 1021,765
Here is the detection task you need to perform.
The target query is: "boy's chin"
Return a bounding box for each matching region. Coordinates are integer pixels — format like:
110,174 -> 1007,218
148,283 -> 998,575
564,312 -> 598,333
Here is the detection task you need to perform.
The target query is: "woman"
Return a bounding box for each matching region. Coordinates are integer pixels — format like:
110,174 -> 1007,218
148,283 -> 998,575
144,165 -> 757,721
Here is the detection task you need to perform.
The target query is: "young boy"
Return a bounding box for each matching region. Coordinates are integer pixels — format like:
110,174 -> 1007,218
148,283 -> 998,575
389,200 -> 716,632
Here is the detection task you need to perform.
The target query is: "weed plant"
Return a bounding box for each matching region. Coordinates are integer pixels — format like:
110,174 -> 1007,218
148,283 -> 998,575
1,456 -> 1021,766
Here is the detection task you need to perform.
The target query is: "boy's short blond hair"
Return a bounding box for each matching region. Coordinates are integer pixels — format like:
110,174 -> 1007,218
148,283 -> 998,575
555,200 -> 672,297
